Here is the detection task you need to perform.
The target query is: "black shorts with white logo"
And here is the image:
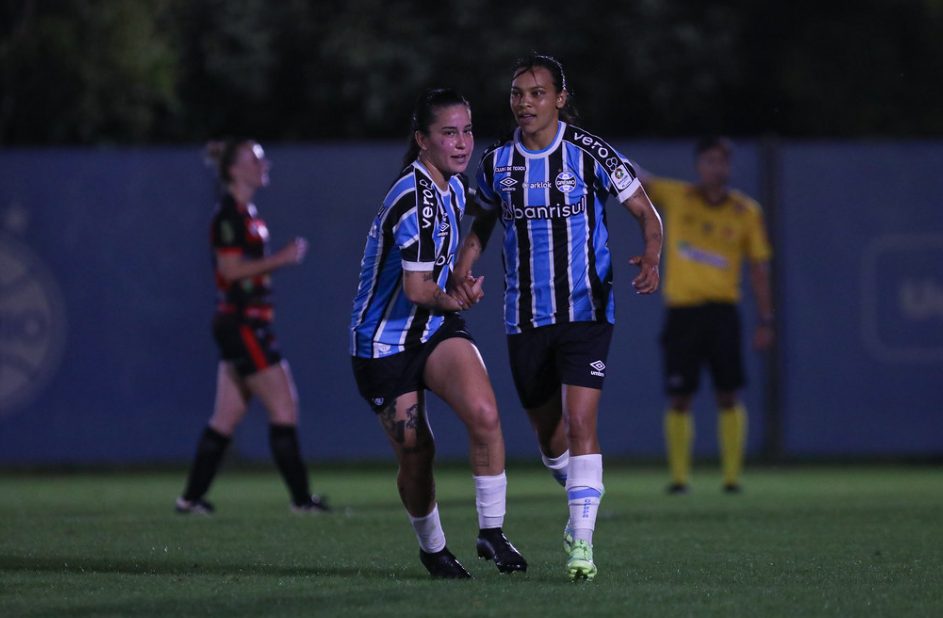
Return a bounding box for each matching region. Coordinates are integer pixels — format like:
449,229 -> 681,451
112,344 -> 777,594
660,302 -> 745,396
213,314 -> 282,377
351,314 -> 475,413
507,320 -> 614,409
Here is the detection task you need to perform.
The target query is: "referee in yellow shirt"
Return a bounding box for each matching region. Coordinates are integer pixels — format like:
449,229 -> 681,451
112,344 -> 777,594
641,137 -> 774,494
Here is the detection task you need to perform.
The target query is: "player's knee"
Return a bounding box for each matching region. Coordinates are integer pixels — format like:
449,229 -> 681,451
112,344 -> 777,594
398,440 -> 436,477
566,411 -> 595,441
209,409 -> 246,435
464,399 -> 501,438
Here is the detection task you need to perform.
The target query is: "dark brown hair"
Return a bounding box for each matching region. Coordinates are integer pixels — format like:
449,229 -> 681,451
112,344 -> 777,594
204,138 -> 253,183
511,53 -> 580,124
694,136 -> 733,158
401,88 -> 471,170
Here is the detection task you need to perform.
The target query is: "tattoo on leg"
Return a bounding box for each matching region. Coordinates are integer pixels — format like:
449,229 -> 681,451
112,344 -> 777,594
401,404 -> 433,454
380,404 -> 405,445
380,402 -> 425,446
405,403 -> 420,431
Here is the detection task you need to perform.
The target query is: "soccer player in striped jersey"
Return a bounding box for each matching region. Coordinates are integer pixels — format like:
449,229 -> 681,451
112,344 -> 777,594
455,54 -> 663,581
640,137 -> 774,495
350,89 -> 527,579
176,139 -> 329,516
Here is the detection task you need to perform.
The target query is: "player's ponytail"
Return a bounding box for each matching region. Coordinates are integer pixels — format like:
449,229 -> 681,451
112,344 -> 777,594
401,88 -> 471,170
512,53 -> 581,125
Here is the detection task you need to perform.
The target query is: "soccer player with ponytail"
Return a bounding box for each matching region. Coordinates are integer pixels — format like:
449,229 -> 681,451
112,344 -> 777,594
350,89 -> 527,579
175,139 -> 329,515
456,54 -> 663,581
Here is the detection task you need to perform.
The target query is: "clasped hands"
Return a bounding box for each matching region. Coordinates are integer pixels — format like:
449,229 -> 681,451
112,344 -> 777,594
446,272 -> 485,311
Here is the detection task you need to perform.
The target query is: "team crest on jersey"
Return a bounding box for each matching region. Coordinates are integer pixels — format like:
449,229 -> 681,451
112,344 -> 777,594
555,171 -> 577,193
612,165 -> 633,191
248,220 -> 269,242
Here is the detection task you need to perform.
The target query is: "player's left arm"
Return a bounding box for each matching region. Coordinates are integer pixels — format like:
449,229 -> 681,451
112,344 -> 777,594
746,202 -> 775,350
621,185 -> 663,294
749,260 -> 774,350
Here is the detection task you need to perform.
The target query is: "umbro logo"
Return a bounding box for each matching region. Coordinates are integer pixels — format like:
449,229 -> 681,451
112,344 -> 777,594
589,360 -> 606,377
498,177 -> 518,191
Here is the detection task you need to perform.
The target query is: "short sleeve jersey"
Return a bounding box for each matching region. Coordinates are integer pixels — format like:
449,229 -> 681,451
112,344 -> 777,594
211,193 -> 273,311
476,121 -> 641,334
349,161 -> 467,358
646,178 -> 772,306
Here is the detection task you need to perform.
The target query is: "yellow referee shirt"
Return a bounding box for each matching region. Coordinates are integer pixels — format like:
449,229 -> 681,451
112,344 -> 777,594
646,178 -> 772,307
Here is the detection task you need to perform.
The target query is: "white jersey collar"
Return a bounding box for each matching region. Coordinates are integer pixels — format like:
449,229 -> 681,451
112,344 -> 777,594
514,121 -> 566,158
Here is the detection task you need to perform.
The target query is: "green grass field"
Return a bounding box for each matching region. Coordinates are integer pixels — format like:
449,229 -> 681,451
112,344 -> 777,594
1,462 -> 941,617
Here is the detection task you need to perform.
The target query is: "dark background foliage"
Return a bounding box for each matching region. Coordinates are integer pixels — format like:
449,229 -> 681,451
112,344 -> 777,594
2,0 -> 941,144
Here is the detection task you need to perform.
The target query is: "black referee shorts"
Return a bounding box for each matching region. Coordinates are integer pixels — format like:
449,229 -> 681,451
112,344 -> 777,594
507,321 -> 614,409
351,314 -> 474,413
660,302 -> 745,396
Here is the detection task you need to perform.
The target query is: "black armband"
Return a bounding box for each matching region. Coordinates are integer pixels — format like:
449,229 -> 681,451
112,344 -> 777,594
470,209 -> 499,251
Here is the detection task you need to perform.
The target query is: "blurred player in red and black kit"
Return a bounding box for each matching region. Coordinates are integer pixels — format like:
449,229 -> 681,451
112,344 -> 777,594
175,139 -> 329,515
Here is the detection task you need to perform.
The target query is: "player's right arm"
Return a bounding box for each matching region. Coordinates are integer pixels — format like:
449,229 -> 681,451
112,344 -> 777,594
402,269 -> 465,311
453,154 -> 500,287
394,178 -> 465,312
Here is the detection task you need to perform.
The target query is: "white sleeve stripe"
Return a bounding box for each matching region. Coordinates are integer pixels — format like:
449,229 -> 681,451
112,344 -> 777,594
402,260 -> 435,272
616,177 -> 642,203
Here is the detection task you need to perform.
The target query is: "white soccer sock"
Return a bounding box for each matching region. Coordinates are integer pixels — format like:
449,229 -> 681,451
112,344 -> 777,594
565,454 -> 604,544
408,504 -> 446,553
541,449 -> 569,487
474,471 -> 507,529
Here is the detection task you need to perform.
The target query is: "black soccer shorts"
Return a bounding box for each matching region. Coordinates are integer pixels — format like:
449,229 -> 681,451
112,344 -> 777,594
212,314 -> 282,377
660,302 -> 745,396
351,314 -> 475,413
506,320 -> 614,409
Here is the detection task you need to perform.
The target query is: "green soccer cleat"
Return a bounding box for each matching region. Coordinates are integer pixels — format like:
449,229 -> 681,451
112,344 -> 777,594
563,526 -> 575,553
566,539 -> 597,582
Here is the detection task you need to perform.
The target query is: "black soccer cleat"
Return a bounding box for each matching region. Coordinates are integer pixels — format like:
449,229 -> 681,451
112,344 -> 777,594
723,483 -> 743,494
666,483 -> 690,495
419,547 -> 472,579
291,494 -> 331,514
175,496 -> 215,515
476,528 -> 528,574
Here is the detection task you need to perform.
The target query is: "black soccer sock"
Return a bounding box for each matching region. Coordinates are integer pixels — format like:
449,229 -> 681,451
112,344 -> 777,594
268,423 -> 312,505
182,426 -> 231,501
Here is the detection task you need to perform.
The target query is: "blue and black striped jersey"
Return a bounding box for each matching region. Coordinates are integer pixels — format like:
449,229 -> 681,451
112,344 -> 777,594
475,122 -> 641,334
350,161 -> 466,358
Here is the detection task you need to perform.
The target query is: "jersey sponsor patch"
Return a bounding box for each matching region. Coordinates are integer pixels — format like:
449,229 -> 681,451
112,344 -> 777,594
220,221 -> 235,245
612,165 -> 633,191
677,241 -> 730,269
